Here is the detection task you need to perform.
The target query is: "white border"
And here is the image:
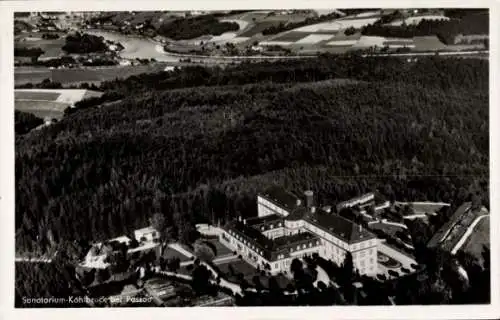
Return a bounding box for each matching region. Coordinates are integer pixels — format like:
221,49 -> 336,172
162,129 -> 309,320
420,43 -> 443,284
1,1 -> 499,320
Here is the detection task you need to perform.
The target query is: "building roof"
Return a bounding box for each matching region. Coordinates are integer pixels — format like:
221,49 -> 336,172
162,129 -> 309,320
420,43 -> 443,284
225,221 -> 320,261
246,214 -> 283,227
258,186 -> 300,210
305,210 -> 376,244
135,226 -> 158,235
285,206 -> 310,221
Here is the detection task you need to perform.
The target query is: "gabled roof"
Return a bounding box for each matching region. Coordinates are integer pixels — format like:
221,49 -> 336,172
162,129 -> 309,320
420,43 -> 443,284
305,210 -> 376,244
258,186 -> 299,210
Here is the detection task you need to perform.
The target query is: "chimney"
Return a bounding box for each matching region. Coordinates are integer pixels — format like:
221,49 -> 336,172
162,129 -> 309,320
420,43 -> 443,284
311,206 -> 316,213
296,199 -> 302,207
304,190 -> 314,208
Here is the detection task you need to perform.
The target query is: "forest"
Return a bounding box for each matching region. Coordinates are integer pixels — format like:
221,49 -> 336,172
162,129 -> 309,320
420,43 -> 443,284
62,32 -> 108,54
157,14 -> 239,40
15,55 -> 488,260
362,11 -> 489,44
15,111 -> 44,135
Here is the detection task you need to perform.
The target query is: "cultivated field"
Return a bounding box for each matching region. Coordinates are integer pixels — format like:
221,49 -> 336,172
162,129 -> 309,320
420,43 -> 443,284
294,17 -> 378,32
272,31 -> 311,42
15,100 -> 71,120
49,64 -> 170,85
15,67 -> 52,86
14,91 -> 61,101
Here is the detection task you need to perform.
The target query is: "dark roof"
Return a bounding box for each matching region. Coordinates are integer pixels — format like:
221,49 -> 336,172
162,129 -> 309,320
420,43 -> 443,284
285,207 -> 309,221
273,232 -> 318,249
224,221 -> 320,261
305,210 -> 376,244
258,186 -> 299,210
246,214 -> 283,227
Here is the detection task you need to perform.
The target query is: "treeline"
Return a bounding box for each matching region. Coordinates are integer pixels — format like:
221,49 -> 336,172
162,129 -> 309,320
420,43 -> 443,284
15,262 -> 87,308
97,55 -> 488,94
157,14 -> 239,40
14,47 -> 44,58
15,58 -> 488,255
261,12 -> 343,35
362,12 -> 489,44
15,111 -> 44,135
62,32 -> 108,54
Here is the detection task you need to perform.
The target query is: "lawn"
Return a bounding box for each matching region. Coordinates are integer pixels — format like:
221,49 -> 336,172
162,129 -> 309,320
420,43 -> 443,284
51,64 -> 169,85
15,100 -> 71,120
15,91 -> 61,101
239,21 -> 281,37
218,259 -> 292,290
272,32 -> 309,42
162,247 -> 191,262
202,239 -> 233,257
369,222 -> 405,238
15,67 -> 52,86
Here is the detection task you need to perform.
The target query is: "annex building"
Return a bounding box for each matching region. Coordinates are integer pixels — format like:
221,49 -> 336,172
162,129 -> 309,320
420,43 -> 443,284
219,187 -> 378,276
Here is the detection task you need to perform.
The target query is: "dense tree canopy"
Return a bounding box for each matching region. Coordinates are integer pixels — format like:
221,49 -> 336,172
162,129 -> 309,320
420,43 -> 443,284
15,56 -> 488,264
362,12 -> 489,44
62,32 -> 108,54
157,15 -> 239,40
15,110 -> 44,135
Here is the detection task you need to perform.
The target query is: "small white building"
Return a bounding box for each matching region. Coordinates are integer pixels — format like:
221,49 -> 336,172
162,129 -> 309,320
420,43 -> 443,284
134,226 -> 160,243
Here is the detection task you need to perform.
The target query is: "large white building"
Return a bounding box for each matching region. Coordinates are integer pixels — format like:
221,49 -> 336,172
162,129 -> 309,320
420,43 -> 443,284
219,187 -> 378,276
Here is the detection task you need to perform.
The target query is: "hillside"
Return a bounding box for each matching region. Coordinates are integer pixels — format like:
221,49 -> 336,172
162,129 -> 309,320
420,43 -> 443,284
15,56 -> 488,255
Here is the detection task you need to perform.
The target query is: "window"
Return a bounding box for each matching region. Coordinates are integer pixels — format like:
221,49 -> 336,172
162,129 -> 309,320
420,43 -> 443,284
360,260 -> 365,267
270,224 -> 274,229
309,243 -> 312,248
275,263 -> 278,269
297,245 -> 300,250
302,244 -> 306,249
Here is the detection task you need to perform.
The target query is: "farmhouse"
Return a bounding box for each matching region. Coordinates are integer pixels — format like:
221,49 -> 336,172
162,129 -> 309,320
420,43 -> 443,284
219,187 -> 378,276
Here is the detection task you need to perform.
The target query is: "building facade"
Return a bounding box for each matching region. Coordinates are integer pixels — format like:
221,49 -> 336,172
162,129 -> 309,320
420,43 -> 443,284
220,187 -> 378,276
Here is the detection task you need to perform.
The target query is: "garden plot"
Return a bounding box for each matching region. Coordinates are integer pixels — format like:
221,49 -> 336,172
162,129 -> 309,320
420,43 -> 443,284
259,41 -> 294,46
352,36 -> 387,48
294,17 -> 378,32
388,15 -> 450,26
295,34 -> 335,44
326,39 -> 359,46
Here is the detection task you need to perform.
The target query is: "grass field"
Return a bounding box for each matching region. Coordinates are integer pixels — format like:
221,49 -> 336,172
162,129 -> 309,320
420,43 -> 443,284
15,36 -> 66,58
50,64 -> 169,85
15,91 -> 60,101
162,247 -> 191,262
15,68 -> 52,86
369,222 -> 405,238
272,31 -> 309,42
218,259 -> 292,289
15,100 -> 71,120
239,21 -> 281,37
203,239 -> 233,257
462,215 -> 490,265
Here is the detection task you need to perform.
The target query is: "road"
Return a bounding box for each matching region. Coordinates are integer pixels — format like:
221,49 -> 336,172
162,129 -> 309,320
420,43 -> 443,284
450,214 -> 489,255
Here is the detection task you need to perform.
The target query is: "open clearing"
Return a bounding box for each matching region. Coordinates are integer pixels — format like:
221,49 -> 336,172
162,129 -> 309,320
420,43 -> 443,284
295,34 -> 336,44
50,64 -> 170,85
294,17 -> 378,32
272,31 -> 311,42
239,21 -> 280,37
15,100 -> 70,120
